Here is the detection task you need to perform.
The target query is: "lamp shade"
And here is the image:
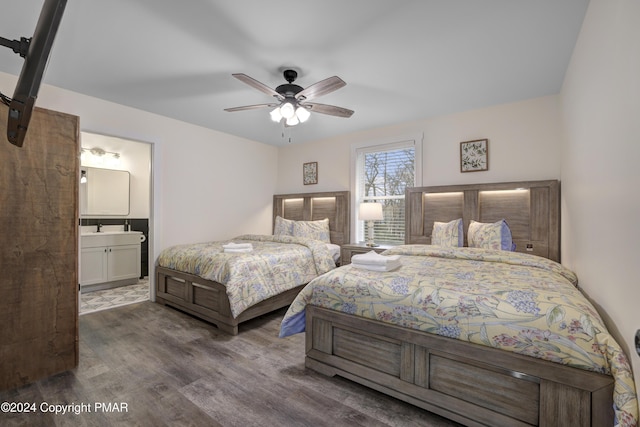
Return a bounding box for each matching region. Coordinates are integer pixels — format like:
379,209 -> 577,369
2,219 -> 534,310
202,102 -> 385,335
279,102 -> 295,119
358,202 -> 383,221
270,107 -> 283,122
296,106 -> 310,123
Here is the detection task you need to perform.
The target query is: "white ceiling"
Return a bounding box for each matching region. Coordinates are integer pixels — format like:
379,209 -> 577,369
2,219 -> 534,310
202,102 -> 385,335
0,0 -> 590,147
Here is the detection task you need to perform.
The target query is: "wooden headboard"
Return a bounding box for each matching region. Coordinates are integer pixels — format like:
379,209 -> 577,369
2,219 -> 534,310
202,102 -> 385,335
406,180 -> 560,261
273,191 -> 350,246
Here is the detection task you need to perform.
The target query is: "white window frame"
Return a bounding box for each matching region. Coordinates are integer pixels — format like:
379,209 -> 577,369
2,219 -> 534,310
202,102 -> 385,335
350,133 -> 423,244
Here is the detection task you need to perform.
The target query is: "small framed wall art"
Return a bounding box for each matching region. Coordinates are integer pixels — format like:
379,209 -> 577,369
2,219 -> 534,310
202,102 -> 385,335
303,161 -> 318,185
460,139 -> 488,172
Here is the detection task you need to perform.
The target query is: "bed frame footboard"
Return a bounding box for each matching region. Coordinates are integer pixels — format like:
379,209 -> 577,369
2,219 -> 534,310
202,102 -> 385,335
156,266 -> 304,335
305,306 -> 614,427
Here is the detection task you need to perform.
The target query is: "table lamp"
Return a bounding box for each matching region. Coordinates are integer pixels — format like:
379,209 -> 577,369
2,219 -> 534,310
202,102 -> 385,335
359,202 -> 383,247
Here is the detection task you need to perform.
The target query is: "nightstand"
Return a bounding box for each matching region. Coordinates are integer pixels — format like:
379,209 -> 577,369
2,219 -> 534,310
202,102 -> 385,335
340,243 -> 396,265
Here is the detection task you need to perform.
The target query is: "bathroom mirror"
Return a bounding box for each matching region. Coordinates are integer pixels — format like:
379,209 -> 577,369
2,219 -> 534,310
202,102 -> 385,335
80,167 -> 130,215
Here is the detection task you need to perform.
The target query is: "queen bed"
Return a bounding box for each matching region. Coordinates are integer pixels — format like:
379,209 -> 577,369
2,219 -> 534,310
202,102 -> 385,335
280,181 -> 638,427
155,190 -> 349,335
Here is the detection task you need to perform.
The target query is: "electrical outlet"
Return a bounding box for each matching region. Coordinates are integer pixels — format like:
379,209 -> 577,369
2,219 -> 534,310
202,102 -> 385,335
636,330 -> 640,356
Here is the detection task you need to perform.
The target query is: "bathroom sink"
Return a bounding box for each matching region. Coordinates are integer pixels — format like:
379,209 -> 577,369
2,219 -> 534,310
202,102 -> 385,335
81,231 -> 141,236
81,230 -> 143,248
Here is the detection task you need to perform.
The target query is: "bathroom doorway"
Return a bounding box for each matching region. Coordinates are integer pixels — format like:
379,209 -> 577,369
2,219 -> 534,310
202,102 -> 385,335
78,132 -> 153,314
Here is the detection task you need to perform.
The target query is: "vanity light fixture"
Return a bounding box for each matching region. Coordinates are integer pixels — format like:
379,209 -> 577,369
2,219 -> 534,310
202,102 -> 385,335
81,147 -> 121,167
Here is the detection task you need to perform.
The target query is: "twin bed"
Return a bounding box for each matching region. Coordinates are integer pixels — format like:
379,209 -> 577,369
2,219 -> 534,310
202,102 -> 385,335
155,182 -> 637,426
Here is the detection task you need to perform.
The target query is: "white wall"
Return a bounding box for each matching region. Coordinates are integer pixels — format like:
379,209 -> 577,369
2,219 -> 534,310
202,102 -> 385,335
0,71 -> 279,295
277,95 -> 562,191
561,0 -> 640,393
277,94 -> 562,246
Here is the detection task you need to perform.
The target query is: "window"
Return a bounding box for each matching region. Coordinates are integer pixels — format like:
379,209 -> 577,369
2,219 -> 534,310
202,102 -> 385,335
353,137 -> 421,244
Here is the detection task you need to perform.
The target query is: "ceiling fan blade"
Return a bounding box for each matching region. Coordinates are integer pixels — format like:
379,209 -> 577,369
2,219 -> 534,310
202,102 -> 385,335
304,102 -> 354,118
295,76 -> 346,101
232,73 -> 284,100
224,103 -> 276,112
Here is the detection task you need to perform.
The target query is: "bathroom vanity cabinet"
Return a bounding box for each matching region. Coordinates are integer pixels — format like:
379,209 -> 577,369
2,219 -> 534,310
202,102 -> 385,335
80,232 -> 141,291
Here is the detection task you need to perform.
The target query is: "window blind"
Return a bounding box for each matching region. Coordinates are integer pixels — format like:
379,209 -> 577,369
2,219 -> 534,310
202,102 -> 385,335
356,141 -> 415,244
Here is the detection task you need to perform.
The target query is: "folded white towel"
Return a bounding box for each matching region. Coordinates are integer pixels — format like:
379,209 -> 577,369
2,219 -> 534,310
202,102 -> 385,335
351,260 -> 401,272
351,250 -> 400,267
223,242 -> 253,250
223,248 -> 253,253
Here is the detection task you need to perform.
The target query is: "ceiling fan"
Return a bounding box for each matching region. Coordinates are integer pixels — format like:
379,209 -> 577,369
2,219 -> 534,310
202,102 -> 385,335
224,69 -> 354,126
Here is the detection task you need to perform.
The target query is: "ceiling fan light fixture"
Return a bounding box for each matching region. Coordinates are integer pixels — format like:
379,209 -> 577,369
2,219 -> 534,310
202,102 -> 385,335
280,102 -> 295,119
270,107 -> 282,122
226,70 -> 352,129
286,115 -> 299,126
295,106 -> 310,123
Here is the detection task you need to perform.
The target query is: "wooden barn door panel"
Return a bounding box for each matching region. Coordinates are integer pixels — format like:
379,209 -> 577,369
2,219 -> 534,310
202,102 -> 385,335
0,105 -> 79,390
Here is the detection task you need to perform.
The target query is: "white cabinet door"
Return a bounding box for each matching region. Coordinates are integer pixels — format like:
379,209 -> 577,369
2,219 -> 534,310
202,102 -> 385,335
107,244 -> 141,281
80,247 -> 108,285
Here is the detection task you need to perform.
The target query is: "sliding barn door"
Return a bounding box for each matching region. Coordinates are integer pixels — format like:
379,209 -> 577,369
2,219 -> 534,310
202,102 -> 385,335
0,104 -> 79,390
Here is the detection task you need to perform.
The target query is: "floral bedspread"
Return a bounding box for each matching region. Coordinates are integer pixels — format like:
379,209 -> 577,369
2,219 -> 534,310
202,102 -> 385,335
279,245 -> 638,426
157,234 -> 335,318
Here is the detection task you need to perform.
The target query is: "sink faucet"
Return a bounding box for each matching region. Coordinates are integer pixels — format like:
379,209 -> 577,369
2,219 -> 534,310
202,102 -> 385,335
97,223 -> 103,232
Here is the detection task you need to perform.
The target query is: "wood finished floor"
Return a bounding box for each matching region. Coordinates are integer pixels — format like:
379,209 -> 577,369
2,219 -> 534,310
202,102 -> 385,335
0,301 -> 462,427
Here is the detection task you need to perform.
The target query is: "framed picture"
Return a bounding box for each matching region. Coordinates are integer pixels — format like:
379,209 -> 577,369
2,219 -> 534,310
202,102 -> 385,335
460,139 -> 488,172
303,161 -> 318,185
